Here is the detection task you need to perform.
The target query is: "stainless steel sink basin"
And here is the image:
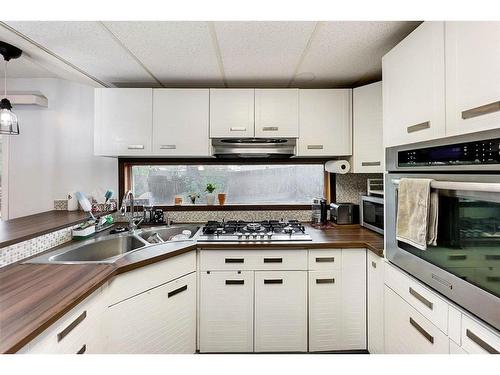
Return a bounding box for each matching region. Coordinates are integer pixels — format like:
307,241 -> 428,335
138,225 -> 201,243
48,236 -> 146,262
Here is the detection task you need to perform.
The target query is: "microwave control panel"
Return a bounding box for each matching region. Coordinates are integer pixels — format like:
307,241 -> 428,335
398,137 -> 500,167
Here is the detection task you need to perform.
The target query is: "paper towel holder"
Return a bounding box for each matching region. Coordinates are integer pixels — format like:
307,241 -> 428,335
324,160 -> 350,174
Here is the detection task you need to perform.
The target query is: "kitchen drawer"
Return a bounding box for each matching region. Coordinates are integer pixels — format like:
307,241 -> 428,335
199,249 -> 307,271
106,250 -> 196,306
385,262 -> 449,333
20,287 -> 103,354
385,286 -> 449,354
461,315 -> 500,354
308,249 -> 342,270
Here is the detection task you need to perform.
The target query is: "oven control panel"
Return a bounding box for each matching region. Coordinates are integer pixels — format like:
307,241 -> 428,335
398,137 -> 500,167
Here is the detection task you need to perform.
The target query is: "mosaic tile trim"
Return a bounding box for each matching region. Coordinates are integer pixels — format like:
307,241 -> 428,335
336,173 -> 383,205
0,227 -> 73,268
54,199 -> 68,210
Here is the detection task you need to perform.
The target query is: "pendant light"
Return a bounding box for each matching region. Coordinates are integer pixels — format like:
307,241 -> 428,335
0,41 -> 22,135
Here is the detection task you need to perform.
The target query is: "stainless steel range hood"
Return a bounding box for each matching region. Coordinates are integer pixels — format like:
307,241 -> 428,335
212,138 -> 296,158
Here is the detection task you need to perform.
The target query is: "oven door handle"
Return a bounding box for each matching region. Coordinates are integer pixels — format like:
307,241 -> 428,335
391,179 -> 500,194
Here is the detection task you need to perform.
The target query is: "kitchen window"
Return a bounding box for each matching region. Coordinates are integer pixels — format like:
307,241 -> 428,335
122,162 -> 328,208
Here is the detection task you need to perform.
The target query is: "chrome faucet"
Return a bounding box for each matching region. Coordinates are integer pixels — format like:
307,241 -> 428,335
120,190 -> 143,232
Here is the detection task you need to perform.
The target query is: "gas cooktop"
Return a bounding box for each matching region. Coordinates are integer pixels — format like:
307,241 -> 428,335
198,220 -> 312,242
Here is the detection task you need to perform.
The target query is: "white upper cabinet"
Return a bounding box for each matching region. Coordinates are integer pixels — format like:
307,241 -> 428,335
382,22 -> 446,147
255,89 -> 299,138
445,22 -> 500,136
298,89 -> 352,156
153,89 -> 210,156
94,88 -> 153,156
209,89 -> 255,138
352,82 -> 383,172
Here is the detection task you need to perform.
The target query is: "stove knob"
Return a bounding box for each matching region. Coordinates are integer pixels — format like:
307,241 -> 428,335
251,232 -> 258,238
267,232 -> 273,239
245,232 -> 251,238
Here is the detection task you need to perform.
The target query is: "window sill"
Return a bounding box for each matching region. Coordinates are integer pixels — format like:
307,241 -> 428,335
155,204 -> 312,211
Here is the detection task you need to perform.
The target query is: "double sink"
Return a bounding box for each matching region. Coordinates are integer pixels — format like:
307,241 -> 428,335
25,225 -> 201,264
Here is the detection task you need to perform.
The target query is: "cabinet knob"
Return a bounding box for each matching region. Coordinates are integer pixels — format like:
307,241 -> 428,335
406,121 -> 430,134
160,144 -> 176,150
462,101 -> 500,120
127,144 -> 145,150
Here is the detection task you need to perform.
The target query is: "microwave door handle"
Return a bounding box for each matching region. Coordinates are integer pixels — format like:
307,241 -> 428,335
391,179 -> 500,194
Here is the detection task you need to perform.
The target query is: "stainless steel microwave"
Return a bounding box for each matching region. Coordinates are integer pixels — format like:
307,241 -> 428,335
360,195 -> 384,234
385,128 -> 500,331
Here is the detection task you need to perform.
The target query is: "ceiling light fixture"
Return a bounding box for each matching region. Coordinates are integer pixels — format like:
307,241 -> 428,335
0,41 -> 22,135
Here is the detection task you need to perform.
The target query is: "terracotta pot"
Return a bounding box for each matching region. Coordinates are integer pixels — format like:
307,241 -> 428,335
218,193 -> 227,205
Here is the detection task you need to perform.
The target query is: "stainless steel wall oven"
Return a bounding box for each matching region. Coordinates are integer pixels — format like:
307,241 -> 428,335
386,129 -> 500,331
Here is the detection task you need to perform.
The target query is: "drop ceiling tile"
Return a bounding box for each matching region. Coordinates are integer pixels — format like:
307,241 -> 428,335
214,21 -> 316,87
294,21 -> 421,87
103,21 -> 224,87
5,21 -> 156,85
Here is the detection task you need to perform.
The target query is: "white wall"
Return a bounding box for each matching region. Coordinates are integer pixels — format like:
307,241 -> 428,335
2,78 -> 117,219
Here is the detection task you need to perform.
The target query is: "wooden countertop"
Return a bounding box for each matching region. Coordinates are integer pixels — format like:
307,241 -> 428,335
0,224 -> 383,353
0,210 -> 109,248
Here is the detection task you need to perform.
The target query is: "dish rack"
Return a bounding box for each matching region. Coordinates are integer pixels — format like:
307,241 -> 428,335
367,179 -> 384,196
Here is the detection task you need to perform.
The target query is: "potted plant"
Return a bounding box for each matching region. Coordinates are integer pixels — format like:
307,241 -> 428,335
205,183 -> 216,205
188,193 -> 200,204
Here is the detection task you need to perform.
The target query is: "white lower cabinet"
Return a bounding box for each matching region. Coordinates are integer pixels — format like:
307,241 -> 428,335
199,271 -> 254,353
105,272 -> 196,354
254,271 -> 308,352
461,315 -> 500,354
367,251 -> 384,354
18,286 -> 105,354
384,286 -> 449,354
308,249 -> 367,352
308,270 -> 341,351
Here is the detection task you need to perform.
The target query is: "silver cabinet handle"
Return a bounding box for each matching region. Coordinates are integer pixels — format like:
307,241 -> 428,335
225,258 -> 244,263
371,261 -> 377,268
127,144 -> 145,150
448,254 -> 467,261
466,329 -> 499,354
230,127 -> 247,132
57,311 -> 86,342
485,254 -> 500,260
307,145 -> 324,150
362,161 -> 381,167
409,287 -> 434,310
407,121 -> 430,134
76,344 -> 86,354
263,257 -> 283,263
316,278 -> 335,284
160,144 -> 176,150
316,257 -> 335,263
264,279 -> 283,284
262,126 -> 279,131
462,101 -> 500,120
409,317 -> 434,344
168,285 -> 187,298
226,280 -> 245,285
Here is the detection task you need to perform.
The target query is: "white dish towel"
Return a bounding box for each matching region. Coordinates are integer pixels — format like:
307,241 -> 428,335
396,178 -> 438,250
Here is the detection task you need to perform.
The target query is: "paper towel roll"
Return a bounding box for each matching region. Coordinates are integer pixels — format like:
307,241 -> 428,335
325,160 -> 350,174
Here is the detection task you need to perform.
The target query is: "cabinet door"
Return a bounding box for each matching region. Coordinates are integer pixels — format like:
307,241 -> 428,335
199,271 -> 254,353
254,271 -> 307,352
341,249 -> 367,350
382,22 -> 446,147
153,89 -> 210,156
367,252 -> 384,354
298,89 -> 352,156
94,88 -> 152,155
352,82 -> 383,173
105,272 -> 196,354
255,89 -> 299,138
461,314 -> 500,354
308,270 -> 342,351
445,22 -> 500,136
210,89 -> 255,138
384,286 -> 449,354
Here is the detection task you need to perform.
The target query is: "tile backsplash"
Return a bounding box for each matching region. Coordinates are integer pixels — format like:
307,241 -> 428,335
0,227 -> 73,268
335,173 -> 383,205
